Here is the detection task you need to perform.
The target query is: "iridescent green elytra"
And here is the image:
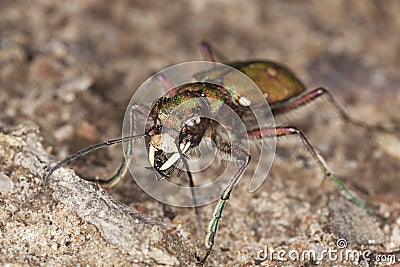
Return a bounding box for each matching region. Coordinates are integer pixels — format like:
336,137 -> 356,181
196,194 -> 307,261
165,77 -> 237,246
195,60 -> 306,105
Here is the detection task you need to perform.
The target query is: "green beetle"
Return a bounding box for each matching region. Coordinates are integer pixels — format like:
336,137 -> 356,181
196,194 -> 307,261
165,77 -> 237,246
45,43 -> 394,266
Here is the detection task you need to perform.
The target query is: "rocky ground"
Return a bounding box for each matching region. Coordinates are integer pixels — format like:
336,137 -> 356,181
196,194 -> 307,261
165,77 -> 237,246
1,1 -> 400,266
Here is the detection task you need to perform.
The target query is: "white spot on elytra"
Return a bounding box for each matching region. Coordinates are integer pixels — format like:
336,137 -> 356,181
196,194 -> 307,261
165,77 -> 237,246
239,97 -> 251,107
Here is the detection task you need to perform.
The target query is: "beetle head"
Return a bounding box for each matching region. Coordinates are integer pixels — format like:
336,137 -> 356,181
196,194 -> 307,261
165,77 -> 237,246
147,113 -> 209,175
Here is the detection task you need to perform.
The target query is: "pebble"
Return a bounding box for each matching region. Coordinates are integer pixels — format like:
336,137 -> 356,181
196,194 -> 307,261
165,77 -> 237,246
57,76 -> 94,103
53,125 -> 74,142
76,120 -> 99,142
376,133 -> 400,160
0,172 -> 13,193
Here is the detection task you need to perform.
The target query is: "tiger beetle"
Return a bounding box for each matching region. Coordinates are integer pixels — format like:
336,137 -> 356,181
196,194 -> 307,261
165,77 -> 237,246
44,42 -> 395,265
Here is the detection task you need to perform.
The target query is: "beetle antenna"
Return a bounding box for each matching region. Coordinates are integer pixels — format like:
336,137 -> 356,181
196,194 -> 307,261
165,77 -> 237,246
44,134 -> 147,185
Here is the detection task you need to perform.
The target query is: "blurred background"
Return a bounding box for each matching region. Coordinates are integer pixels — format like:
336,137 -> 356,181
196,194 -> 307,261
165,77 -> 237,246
1,0 -> 399,265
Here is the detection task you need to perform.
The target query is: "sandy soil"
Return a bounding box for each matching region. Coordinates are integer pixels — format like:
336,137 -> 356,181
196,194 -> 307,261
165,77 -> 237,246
1,1 -> 399,266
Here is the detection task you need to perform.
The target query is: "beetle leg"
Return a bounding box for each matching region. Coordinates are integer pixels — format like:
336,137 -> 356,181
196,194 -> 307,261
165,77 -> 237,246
175,142 -> 203,239
155,73 -> 177,97
199,41 -> 229,63
196,142 -> 250,265
162,141 -> 193,176
248,126 -> 380,218
44,103 -> 153,188
98,103 -> 151,189
200,41 -> 215,62
271,87 -> 395,133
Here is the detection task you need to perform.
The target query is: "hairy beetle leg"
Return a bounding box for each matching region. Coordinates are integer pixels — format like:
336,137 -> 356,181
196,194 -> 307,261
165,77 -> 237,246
248,126 -> 380,218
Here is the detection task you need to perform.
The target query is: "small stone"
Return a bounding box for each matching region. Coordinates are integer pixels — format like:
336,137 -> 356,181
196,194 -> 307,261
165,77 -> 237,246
328,194 -> 385,245
53,125 -> 74,142
376,133 -> 400,160
57,76 -> 94,103
76,120 -> 99,142
0,133 -> 23,146
0,172 -> 13,193
29,55 -> 62,83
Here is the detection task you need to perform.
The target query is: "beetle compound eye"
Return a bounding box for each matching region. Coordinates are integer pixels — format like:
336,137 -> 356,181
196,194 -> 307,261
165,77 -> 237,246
194,116 -> 201,124
185,115 -> 201,127
185,120 -> 195,127
122,61 -> 275,207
